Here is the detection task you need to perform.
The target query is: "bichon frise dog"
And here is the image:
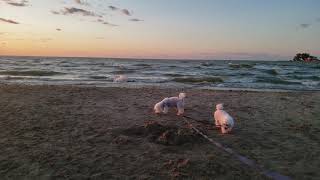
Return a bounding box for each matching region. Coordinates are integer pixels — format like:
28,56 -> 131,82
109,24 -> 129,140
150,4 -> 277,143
114,75 -> 128,82
214,103 -> 235,134
154,93 -> 186,115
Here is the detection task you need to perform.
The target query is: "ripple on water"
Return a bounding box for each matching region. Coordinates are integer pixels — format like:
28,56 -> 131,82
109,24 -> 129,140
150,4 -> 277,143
0,70 -> 65,76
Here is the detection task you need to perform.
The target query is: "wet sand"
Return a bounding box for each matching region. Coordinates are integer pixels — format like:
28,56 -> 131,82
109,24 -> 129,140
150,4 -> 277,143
0,84 -> 319,179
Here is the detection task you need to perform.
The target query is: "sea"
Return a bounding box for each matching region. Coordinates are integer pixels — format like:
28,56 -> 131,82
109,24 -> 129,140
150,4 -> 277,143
0,56 -> 319,91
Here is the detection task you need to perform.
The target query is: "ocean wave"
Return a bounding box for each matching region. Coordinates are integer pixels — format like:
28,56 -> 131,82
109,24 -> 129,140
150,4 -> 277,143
229,63 -> 254,69
0,70 -> 64,76
134,63 -> 152,67
239,72 -> 255,76
301,81 -> 319,86
256,77 -> 300,85
292,70 -> 308,74
172,77 -> 223,83
289,75 -> 320,81
168,65 -> 178,68
164,73 -> 186,77
58,63 -> 79,67
201,62 -> 214,67
263,69 -> 278,75
311,65 -> 320,69
111,69 -> 136,74
0,76 -> 29,80
89,76 -> 108,80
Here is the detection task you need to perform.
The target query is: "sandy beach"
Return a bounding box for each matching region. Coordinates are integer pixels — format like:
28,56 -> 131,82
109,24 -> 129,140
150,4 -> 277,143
0,84 -> 319,179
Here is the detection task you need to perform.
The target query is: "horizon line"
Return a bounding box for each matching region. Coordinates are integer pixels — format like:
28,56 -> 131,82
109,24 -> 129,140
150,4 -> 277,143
0,54 -> 291,61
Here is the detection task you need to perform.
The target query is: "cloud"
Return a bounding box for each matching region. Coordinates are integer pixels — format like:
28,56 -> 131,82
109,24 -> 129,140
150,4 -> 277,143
108,5 -> 132,16
300,23 -> 311,29
121,9 -> 131,16
62,7 -> 95,16
52,7 -> 101,17
298,18 -> 320,29
51,10 -> 60,15
102,22 -> 118,26
97,19 -> 118,27
0,18 -> 19,24
74,0 -> 82,4
74,0 -> 89,6
56,28 -> 62,31
2,0 -> 28,7
108,6 -> 119,11
129,18 -> 143,22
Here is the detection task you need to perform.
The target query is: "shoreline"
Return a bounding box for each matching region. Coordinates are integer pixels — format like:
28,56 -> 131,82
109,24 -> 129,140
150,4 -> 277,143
1,82 -> 318,93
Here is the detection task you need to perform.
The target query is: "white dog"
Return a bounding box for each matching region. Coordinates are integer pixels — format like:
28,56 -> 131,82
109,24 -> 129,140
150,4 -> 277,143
154,93 -> 186,115
214,104 -> 235,134
114,75 -> 128,82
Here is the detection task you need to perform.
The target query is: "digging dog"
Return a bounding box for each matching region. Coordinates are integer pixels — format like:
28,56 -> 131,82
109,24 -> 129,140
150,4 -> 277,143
154,93 -> 186,115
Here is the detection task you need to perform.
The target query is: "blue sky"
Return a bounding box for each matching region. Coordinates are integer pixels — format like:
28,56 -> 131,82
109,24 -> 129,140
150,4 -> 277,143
0,0 -> 319,60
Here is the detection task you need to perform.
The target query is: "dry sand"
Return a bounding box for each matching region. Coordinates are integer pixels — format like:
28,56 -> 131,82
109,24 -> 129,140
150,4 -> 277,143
0,84 -> 319,179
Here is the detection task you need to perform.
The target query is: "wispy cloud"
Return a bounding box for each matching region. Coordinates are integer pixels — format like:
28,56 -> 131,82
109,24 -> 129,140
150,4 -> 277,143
129,18 -> 143,22
56,28 -> 62,31
108,5 -> 119,11
2,0 -> 28,7
300,23 -> 311,29
298,18 -> 320,29
121,9 -> 131,16
97,19 -> 118,27
52,7 -> 101,17
62,7 -> 97,16
0,18 -> 19,24
51,10 -> 60,15
74,0 -> 89,6
108,5 -> 132,16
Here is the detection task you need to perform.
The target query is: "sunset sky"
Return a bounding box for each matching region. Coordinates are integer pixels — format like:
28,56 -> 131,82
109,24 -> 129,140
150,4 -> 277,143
0,0 -> 319,60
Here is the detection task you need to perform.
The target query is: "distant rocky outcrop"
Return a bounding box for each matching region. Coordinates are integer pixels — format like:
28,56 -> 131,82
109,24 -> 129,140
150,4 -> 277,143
292,53 -> 319,62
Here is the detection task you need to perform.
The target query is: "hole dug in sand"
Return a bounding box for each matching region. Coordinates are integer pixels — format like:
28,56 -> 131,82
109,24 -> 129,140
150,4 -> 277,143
121,121 -> 205,146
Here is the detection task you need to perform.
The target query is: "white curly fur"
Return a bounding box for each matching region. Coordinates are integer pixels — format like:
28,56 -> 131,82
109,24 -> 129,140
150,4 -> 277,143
154,93 -> 186,115
214,103 -> 235,134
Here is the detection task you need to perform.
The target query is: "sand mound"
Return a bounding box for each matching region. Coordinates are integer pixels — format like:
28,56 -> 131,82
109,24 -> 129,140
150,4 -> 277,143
121,121 -> 204,146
